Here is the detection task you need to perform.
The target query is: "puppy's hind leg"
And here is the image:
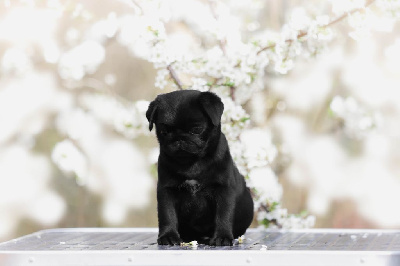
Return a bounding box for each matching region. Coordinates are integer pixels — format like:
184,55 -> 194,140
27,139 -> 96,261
233,187 -> 254,238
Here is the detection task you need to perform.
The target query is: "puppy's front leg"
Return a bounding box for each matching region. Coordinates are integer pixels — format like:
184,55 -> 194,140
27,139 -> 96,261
210,189 -> 235,246
157,187 -> 182,245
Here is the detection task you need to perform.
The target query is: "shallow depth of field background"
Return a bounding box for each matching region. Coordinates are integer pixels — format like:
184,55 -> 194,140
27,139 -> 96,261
1,0 -> 400,242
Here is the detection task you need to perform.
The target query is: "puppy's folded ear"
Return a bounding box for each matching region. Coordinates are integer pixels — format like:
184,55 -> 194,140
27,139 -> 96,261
146,100 -> 158,131
198,92 -> 224,126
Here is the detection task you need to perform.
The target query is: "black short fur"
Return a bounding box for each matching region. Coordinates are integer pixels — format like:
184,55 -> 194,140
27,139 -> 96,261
146,90 -> 254,246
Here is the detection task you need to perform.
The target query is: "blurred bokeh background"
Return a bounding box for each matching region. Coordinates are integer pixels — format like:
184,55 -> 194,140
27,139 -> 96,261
1,0 -> 400,242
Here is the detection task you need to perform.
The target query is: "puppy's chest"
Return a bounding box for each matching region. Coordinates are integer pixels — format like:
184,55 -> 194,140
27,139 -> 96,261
178,179 -> 203,195
177,180 -> 212,217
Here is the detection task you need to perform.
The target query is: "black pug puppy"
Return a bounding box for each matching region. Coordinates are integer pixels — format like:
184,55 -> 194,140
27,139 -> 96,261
146,90 -> 254,246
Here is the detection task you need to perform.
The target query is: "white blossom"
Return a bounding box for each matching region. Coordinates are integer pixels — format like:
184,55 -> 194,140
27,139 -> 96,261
58,41 -> 105,80
80,94 -> 149,138
87,12 -> 119,42
155,69 -> 169,89
191,78 -> 210,92
241,129 -> 277,169
274,59 -> 294,75
287,8 -> 312,32
189,240 -> 198,248
220,96 -> 250,142
348,10 -> 373,40
56,108 -> 100,141
385,38 -> 400,74
330,96 -> 380,140
1,48 -> 32,76
331,0 -> 366,15
248,167 -> 282,209
51,139 -> 88,185
0,146 -> 65,239
26,191 -> 65,226
377,0 -> 400,18
180,240 -> 198,248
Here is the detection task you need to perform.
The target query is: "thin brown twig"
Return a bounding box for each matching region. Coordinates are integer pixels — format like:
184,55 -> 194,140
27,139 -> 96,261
167,64 -> 184,90
130,0 -> 144,14
257,0 -> 376,55
328,0 -> 376,27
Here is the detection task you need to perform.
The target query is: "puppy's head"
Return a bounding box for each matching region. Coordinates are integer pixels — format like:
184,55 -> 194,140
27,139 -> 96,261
146,90 -> 224,159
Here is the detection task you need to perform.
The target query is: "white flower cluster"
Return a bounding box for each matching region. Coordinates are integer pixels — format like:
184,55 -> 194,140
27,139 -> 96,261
51,139 -> 88,185
330,96 -> 381,140
348,9 -> 373,40
277,11 -> 333,71
80,93 -> 150,139
58,41 -> 105,81
113,0 -> 345,229
245,161 -> 316,229
155,69 -> 170,90
377,0 -> 400,18
331,0 -> 400,41
0,146 -> 66,238
180,240 -> 198,249
241,129 -> 277,169
190,78 -> 210,92
257,206 -> 316,229
331,0 -> 367,15
219,97 -> 251,175
248,167 -> 282,209
1,48 -> 32,76
220,96 -> 250,141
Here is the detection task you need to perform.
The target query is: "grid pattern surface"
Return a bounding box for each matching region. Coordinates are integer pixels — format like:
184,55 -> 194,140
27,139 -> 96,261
1,229 -> 400,252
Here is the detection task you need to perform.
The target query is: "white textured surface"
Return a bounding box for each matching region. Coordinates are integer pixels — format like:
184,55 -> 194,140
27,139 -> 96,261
0,228 -> 400,266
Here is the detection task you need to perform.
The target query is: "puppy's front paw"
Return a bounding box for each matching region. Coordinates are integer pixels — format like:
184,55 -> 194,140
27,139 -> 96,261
157,233 -> 182,245
209,236 -> 233,246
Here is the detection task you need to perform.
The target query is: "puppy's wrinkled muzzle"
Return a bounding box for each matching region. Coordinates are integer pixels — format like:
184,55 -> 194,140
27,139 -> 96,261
168,140 -> 200,156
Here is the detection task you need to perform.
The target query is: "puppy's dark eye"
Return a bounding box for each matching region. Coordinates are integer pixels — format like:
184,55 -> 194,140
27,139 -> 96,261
158,125 -> 170,136
189,127 -> 204,135
160,129 -> 169,136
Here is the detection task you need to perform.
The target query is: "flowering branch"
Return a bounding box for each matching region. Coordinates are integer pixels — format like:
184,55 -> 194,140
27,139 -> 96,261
207,0 -> 236,101
257,0 -> 376,55
208,0 -> 227,55
167,64 -> 184,90
329,0 -> 376,27
130,0 -> 144,14
127,0 -> 185,91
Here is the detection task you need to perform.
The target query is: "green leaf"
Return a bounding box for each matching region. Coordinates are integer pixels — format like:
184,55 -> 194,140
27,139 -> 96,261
222,81 -> 235,87
240,117 -> 250,123
249,73 -> 256,82
269,201 -> 279,212
261,218 -> 270,227
299,210 -> 308,217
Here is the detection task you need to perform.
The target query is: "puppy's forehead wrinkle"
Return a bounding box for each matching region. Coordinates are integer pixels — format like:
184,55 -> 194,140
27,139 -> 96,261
158,95 -> 205,126
157,100 -> 178,125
